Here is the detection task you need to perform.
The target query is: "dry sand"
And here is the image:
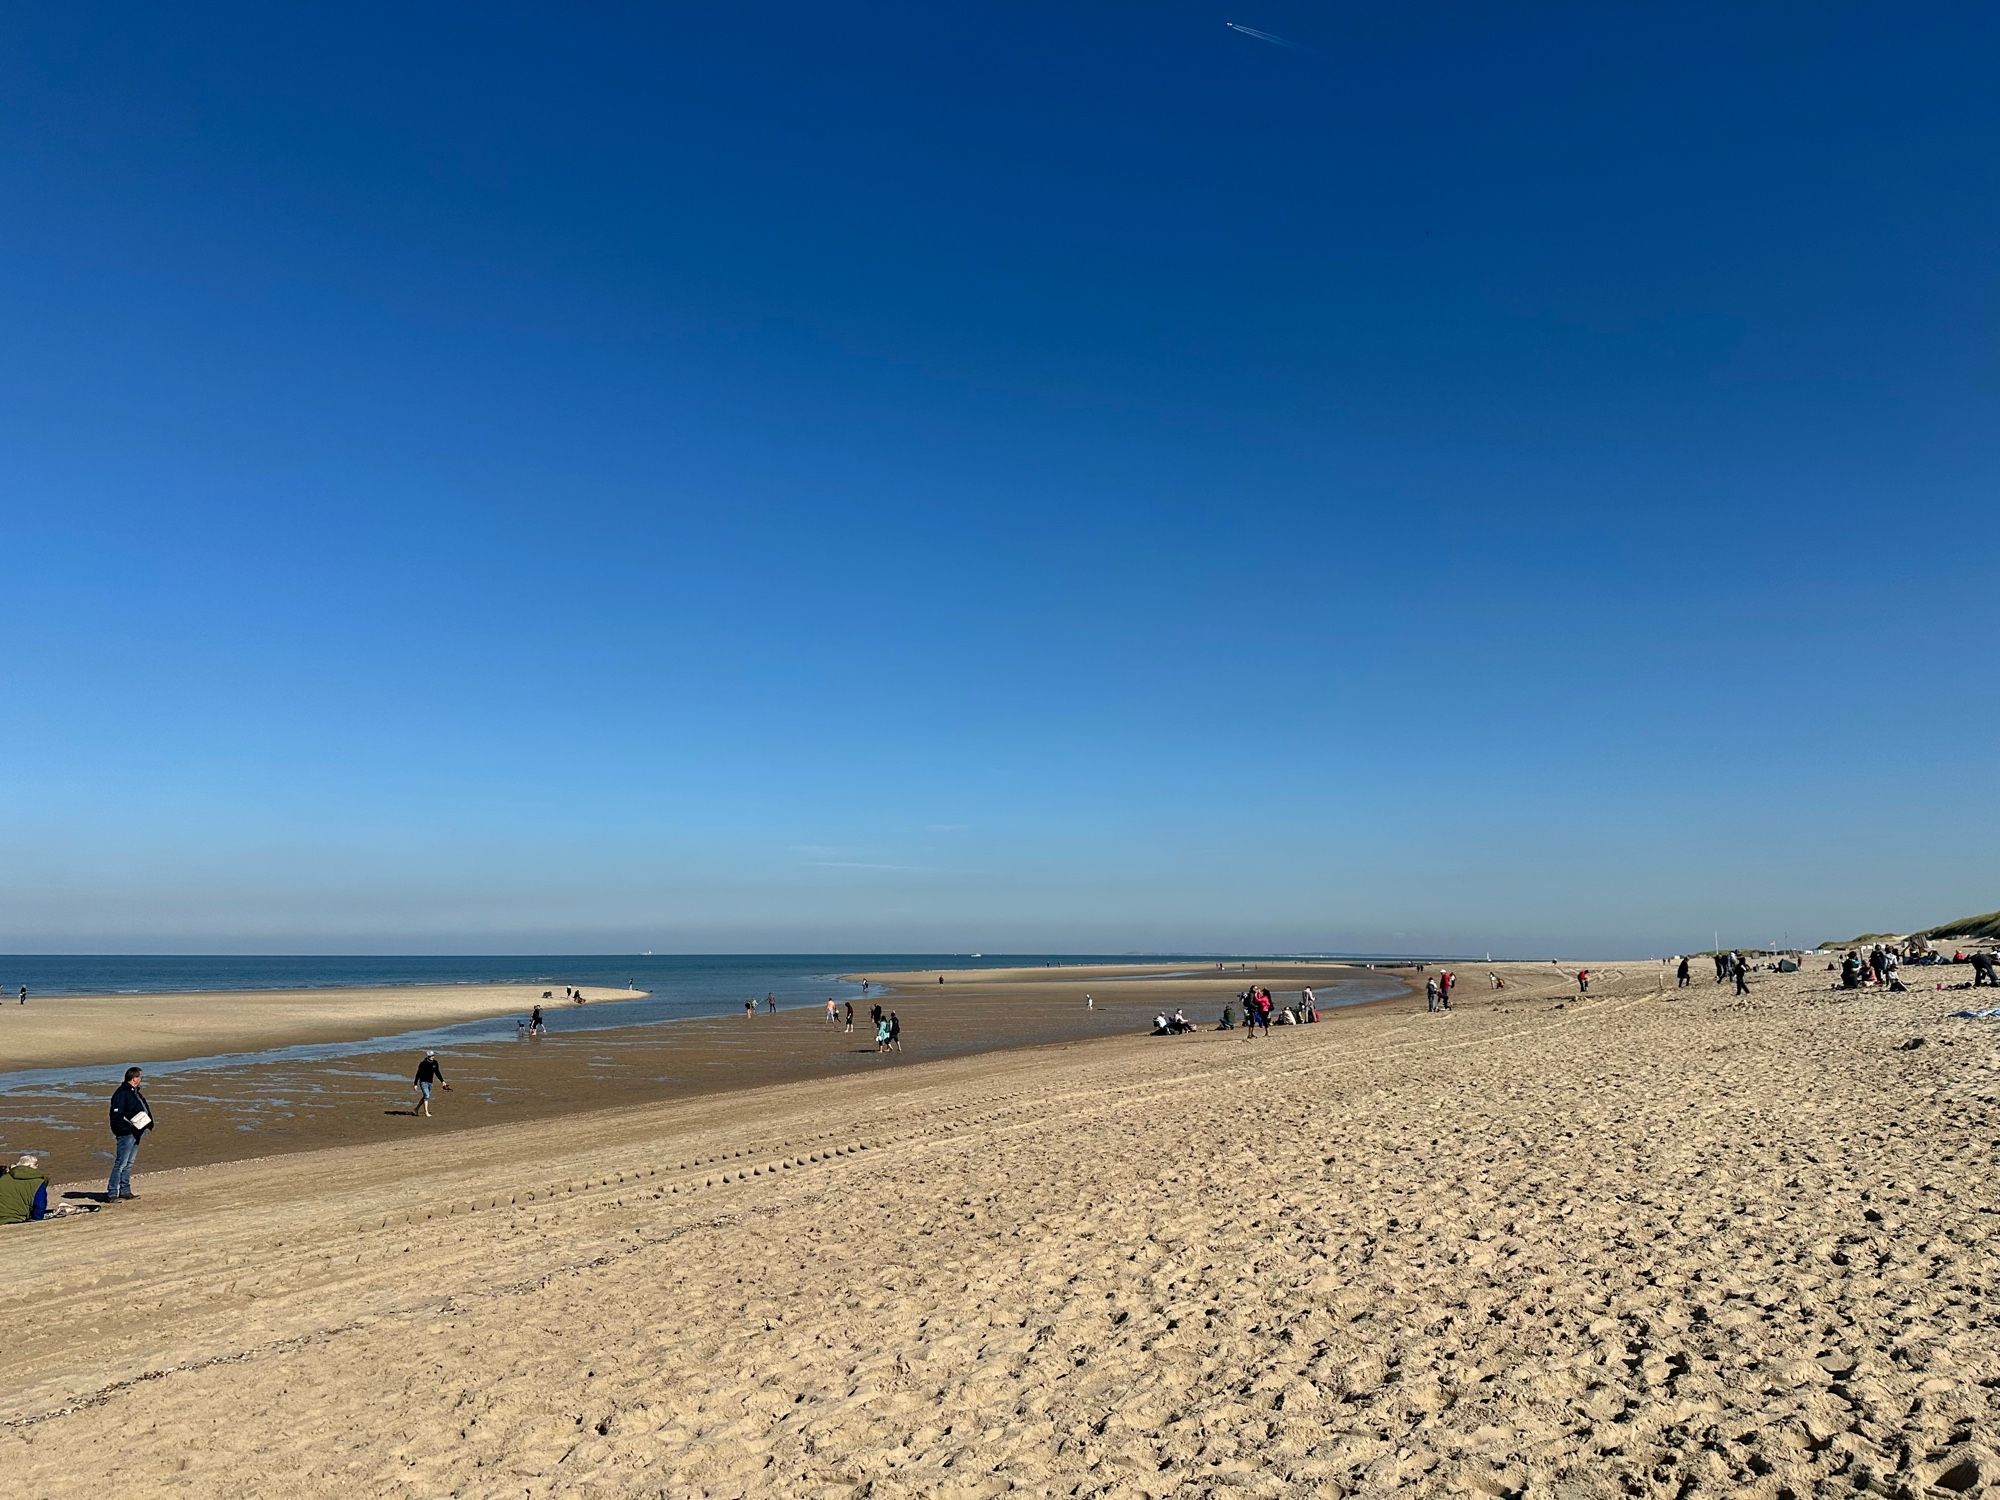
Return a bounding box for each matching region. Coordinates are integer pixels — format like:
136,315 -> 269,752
4,958 -> 1996,1496
0,983 -> 645,1070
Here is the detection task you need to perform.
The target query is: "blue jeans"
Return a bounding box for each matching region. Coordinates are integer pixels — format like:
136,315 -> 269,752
108,1132 -> 141,1197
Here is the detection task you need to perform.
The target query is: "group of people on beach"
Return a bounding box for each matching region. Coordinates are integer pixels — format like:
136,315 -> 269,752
3,1065 -> 153,1224
1667,952 -> 1754,995
1424,970 -> 1456,1012
867,1004 -> 902,1052
1221,986 -> 1319,1036
1830,942 -> 1998,991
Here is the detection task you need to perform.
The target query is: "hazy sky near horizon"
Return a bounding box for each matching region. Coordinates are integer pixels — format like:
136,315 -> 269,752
4,4 -> 1995,957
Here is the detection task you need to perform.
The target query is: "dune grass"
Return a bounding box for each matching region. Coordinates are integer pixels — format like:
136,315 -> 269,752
1919,909 -> 2000,942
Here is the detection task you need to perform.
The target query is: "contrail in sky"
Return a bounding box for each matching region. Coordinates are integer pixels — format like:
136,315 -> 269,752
1225,20 -> 1307,52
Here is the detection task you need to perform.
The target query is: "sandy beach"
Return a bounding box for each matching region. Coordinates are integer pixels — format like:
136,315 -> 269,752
0,963 -> 1401,1173
4,956 -> 1995,1495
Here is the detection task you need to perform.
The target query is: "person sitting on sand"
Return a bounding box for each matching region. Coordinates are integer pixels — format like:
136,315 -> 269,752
412,1051 -> 450,1118
0,1154 -> 50,1225
1218,1004 -> 1235,1030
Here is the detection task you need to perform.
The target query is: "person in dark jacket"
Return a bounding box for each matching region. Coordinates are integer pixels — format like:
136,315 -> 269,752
412,1052 -> 450,1118
108,1067 -> 152,1201
0,1154 -> 50,1224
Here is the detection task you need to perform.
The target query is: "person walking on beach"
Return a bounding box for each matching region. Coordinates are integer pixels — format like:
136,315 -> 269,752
1425,976 -> 1440,1013
843,1000 -> 855,1033
874,1014 -> 891,1053
107,1067 -> 152,1201
888,1011 -> 903,1052
16,984 -> 24,1005
529,1004 -> 544,1035
1677,956 -> 1691,989
766,992 -> 777,1014
825,998 -> 838,1024
1732,953 -> 1750,997
411,1051 -> 450,1118
745,998 -> 755,1018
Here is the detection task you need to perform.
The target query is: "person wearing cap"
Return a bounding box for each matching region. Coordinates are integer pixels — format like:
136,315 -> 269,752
0,1153 -> 50,1224
108,1066 -> 153,1201
411,1051 -> 450,1118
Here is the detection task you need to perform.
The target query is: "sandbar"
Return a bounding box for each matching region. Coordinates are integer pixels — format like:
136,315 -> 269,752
0,982 -> 644,1070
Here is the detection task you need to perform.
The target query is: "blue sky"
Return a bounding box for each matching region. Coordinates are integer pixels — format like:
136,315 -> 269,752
3,3 -> 1994,955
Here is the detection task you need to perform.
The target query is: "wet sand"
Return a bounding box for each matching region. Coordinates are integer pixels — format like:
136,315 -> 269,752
0,963 -> 1405,1177
5,956 -> 1994,1496
0,982 -> 646,1070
